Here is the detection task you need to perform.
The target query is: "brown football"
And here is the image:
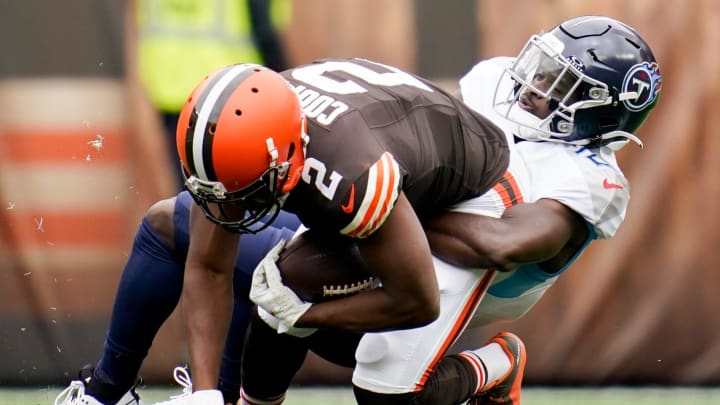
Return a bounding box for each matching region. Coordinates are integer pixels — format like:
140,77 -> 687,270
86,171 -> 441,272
277,229 -> 380,302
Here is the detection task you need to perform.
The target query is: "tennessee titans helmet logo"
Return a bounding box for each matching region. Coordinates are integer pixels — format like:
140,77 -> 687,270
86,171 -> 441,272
622,62 -> 662,112
566,55 -> 585,72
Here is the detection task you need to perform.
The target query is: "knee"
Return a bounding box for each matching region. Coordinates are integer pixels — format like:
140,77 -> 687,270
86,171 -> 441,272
144,197 -> 176,249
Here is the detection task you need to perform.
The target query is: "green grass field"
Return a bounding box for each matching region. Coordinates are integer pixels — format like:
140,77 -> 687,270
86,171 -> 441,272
7,386 -> 719,405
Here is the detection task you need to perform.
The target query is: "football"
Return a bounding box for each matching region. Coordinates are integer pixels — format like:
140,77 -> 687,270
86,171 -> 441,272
277,229 -> 380,302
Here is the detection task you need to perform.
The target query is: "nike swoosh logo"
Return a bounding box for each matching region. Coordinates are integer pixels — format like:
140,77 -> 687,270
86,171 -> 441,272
603,178 -> 624,189
341,184 -> 355,213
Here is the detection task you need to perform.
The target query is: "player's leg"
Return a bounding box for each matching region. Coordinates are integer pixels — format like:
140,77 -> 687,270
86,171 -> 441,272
238,309 -> 361,405
89,193 -> 300,404
353,331 -> 524,405
56,196 -> 185,404
238,310 -> 310,405
352,354 -> 476,404
350,260 -> 524,405
57,193 -> 302,404
306,329 -> 362,369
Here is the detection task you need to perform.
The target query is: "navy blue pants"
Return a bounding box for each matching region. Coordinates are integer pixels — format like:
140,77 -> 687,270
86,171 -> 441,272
94,191 -> 301,404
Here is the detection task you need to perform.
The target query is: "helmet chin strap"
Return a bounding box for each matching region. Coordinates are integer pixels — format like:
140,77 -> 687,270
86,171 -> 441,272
507,103 -> 643,151
266,138 -> 279,167
598,131 -> 644,150
617,90 -> 641,103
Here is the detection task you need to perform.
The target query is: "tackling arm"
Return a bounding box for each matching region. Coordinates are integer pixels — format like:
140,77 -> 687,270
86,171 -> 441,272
425,198 -> 589,272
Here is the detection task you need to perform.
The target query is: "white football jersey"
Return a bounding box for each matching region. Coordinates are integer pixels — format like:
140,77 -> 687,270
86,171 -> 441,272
451,57 -> 631,324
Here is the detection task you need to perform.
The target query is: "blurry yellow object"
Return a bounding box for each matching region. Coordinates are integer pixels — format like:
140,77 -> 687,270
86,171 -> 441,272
136,0 -> 290,113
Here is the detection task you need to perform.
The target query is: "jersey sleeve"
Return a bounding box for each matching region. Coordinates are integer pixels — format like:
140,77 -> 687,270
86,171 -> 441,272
459,57 -> 514,116
521,142 -> 630,239
449,150 -> 530,219
339,151 -> 402,238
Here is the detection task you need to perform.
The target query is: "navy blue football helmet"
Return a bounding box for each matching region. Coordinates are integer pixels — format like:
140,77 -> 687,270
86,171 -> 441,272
493,15 -> 662,149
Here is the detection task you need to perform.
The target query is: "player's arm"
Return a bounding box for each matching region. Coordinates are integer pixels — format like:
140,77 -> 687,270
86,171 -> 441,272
182,202 -> 241,391
425,198 -> 589,272
296,192 -> 440,331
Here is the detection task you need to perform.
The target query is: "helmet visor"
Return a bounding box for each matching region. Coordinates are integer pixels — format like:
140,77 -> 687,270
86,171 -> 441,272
512,34 -> 583,112
493,33 -> 612,143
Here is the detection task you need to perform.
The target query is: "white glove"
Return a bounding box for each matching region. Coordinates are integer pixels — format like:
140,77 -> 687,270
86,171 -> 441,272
250,240 -> 313,329
257,306 -> 317,338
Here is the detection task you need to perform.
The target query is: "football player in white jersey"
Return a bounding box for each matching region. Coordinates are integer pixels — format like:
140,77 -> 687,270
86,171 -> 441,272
244,15 -> 661,405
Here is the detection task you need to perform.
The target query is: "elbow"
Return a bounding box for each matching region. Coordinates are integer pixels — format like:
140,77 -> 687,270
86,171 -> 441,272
395,292 -> 440,328
487,243 -> 523,272
490,256 -> 518,273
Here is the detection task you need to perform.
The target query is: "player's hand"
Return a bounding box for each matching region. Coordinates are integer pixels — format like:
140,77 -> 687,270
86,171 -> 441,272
257,306 -> 317,337
250,240 -> 313,329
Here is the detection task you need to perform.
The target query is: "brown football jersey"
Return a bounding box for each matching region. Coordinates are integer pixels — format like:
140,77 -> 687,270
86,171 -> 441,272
281,58 -> 509,237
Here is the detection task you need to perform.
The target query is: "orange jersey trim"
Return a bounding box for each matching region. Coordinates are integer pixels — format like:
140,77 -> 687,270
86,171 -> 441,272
492,171 -> 523,209
342,152 -> 400,238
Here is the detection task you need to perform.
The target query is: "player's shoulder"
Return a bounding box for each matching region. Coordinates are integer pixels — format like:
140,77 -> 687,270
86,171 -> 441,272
517,141 -> 630,239
458,57 -> 516,138
461,57 -> 514,81
459,57 -> 513,98
289,145 -> 402,239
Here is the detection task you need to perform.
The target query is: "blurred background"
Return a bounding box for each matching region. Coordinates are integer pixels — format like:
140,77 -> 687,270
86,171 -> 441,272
0,0 -> 718,388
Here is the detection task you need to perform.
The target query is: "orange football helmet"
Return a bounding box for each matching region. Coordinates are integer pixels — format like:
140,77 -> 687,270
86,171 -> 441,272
176,64 -> 307,233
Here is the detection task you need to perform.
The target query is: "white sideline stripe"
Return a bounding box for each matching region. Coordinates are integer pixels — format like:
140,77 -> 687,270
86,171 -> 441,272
192,65 -> 254,180
0,78 -> 126,129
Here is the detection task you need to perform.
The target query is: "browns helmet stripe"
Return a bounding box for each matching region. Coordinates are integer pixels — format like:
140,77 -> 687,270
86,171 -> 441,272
186,64 -> 264,181
184,65 -> 234,178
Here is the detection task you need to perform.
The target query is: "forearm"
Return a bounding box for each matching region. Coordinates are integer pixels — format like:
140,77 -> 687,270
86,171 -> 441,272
296,286 -> 434,332
425,219 -> 515,270
182,265 -> 233,390
426,201 -> 584,271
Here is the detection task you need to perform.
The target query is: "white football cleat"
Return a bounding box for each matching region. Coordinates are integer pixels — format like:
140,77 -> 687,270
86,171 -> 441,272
152,367 -> 192,404
150,366 -> 223,405
55,379 -> 144,405
55,380 -> 103,405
